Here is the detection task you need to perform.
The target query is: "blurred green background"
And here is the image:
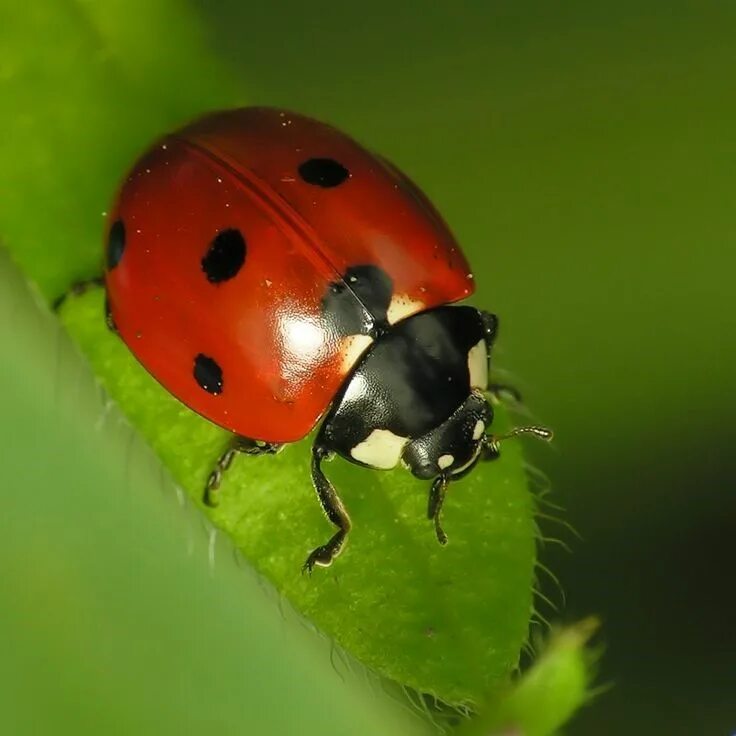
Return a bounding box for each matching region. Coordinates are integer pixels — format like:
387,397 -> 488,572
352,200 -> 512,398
2,1 -> 734,733
191,0 -> 734,732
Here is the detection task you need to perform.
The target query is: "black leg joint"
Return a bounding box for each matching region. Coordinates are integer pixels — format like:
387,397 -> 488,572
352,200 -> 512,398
480,310 -> 499,348
53,275 -> 105,313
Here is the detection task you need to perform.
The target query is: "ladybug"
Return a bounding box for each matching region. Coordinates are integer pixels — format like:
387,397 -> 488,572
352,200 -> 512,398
65,107 -> 551,572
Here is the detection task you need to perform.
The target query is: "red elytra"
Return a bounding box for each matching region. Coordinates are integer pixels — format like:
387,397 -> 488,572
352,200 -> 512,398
105,107 -> 474,443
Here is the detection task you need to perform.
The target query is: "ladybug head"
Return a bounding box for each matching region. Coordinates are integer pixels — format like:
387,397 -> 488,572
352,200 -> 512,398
400,391 -> 493,481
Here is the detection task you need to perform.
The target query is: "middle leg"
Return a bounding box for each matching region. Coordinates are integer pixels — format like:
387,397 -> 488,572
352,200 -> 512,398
480,310 -> 523,404
303,444 -> 352,573
427,474 -> 450,545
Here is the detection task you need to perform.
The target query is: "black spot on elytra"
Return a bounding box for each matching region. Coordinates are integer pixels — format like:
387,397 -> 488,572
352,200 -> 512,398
202,229 -> 246,283
322,265 -> 393,337
298,158 -> 349,188
194,354 -> 223,395
107,219 -> 126,270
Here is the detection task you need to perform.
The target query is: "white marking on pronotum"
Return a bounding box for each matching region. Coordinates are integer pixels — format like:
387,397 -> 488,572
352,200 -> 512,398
438,454 -> 454,470
473,419 -> 485,440
386,293 -> 424,325
341,334 -> 374,372
351,428 -> 408,469
467,339 -> 488,389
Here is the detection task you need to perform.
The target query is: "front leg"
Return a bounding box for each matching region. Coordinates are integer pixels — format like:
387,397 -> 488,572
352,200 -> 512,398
487,383 -> 523,404
480,309 -> 499,350
203,436 -> 282,507
479,310 -> 523,404
427,474 -> 450,546
303,444 -> 352,573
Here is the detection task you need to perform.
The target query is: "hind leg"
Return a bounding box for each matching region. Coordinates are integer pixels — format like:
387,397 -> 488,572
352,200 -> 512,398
53,276 -> 116,332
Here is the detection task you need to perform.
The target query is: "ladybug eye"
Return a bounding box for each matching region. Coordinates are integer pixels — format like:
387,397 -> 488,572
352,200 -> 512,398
107,219 -> 126,270
298,158 -> 349,188
202,228 -> 247,283
193,353 -> 223,395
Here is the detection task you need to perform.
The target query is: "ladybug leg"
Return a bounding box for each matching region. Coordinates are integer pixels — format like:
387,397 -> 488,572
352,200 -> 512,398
204,437 -> 281,507
103,294 -> 117,333
53,276 -> 118,334
427,474 -> 450,546
303,444 -> 352,574
52,276 -> 105,312
479,310 -> 523,404
480,309 -> 498,347
487,383 -> 523,404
